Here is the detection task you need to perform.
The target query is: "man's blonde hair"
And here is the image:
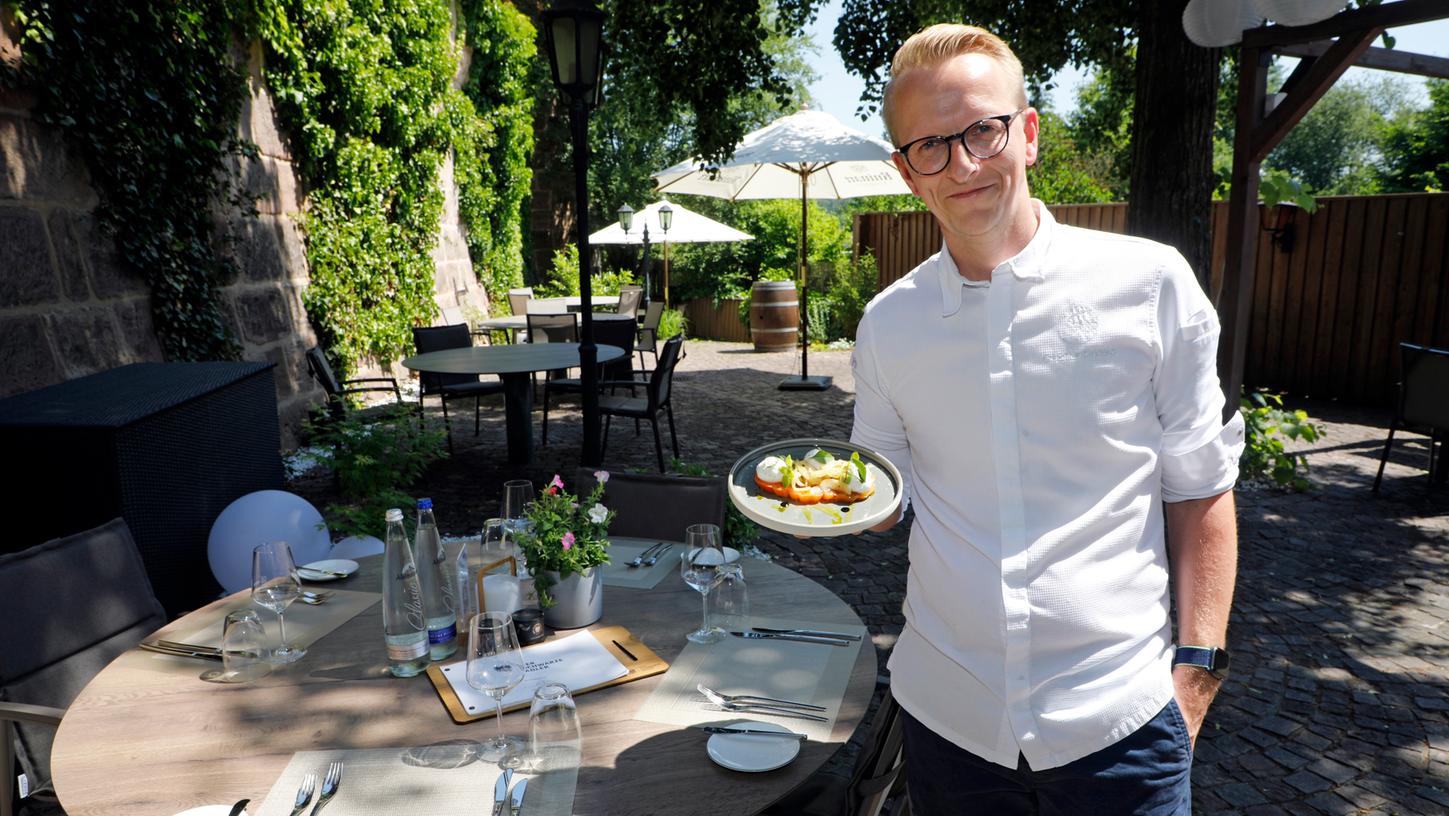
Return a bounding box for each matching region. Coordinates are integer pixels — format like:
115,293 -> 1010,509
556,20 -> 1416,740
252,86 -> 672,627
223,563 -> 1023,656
882,24 -> 1029,145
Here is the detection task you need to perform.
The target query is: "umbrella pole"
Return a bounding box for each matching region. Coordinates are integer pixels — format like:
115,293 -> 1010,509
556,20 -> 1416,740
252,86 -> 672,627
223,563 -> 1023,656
779,166 -> 831,392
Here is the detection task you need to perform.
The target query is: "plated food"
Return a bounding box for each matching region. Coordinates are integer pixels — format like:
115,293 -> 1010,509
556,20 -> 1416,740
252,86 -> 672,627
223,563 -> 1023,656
753,448 -> 876,504
728,439 -> 902,538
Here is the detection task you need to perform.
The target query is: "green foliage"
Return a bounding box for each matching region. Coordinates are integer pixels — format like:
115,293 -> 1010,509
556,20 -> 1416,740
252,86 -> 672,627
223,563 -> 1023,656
252,0 -> 462,375
670,459 -> 760,550
1379,78 -> 1449,193
1265,78 -> 1410,195
517,473 -> 615,607
1030,110 -> 1116,205
4,0 -> 248,361
1239,390 -> 1321,492
306,403 -> 448,540
670,198 -> 850,304
1064,61 -> 1134,198
1258,169 -> 1318,212
658,307 -> 688,340
537,244 -> 636,298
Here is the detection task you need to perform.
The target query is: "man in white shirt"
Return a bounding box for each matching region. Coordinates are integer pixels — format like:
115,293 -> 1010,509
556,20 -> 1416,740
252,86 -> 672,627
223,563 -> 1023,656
852,24 -> 1244,814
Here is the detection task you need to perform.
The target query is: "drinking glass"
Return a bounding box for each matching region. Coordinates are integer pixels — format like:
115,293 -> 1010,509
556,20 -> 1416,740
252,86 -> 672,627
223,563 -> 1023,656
251,540 -> 305,663
201,610 -> 270,683
466,612 -> 527,767
528,682 -> 581,772
680,524 -> 725,644
501,480 -> 535,535
710,562 -> 750,636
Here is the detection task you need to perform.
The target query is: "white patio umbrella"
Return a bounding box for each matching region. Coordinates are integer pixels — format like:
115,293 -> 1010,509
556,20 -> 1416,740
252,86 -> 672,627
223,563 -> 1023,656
590,199 -> 753,306
654,108 -> 910,390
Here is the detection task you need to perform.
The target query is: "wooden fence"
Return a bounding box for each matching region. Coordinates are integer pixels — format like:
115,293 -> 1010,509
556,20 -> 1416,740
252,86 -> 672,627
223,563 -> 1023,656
681,298 -> 751,343
854,193 -> 1449,407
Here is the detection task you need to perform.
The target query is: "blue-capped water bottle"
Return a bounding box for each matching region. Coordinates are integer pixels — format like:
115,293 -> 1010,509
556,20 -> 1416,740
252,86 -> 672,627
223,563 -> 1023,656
383,508 -> 429,677
415,498 -> 458,660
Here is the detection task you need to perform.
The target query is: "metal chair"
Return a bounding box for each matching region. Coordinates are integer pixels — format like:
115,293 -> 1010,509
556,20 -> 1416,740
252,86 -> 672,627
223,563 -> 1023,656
598,335 -> 684,471
411,324 -> 504,452
634,301 -> 666,372
305,346 -> 405,423
615,285 -> 644,319
1,519 -> 166,816
574,468 -> 725,542
1374,342 -> 1449,492
539,317 -> 639,445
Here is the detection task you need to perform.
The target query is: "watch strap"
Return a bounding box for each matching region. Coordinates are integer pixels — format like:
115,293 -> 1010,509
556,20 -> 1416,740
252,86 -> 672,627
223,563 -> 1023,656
1174,645 -> 1229,679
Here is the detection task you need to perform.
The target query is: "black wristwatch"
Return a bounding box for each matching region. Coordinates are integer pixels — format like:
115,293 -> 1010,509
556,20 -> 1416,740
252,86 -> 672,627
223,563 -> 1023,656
1174,645 -> 1230,680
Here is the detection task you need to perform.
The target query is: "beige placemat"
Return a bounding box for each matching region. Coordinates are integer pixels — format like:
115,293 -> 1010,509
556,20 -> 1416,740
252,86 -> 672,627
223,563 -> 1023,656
633,616 -> 865,741
248,745 -> 578,816
600,538 -> 680,589
162,589 -> 380,651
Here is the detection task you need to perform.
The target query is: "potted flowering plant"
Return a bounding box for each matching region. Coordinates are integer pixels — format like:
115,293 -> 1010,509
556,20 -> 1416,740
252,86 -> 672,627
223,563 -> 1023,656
517,471 -> 615,628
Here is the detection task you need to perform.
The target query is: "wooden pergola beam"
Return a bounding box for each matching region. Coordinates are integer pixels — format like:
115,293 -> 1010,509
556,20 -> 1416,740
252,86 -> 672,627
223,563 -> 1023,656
1241,0 -> 1447,48
1249,28 -> 1380,162
1275,41 -> 1449,81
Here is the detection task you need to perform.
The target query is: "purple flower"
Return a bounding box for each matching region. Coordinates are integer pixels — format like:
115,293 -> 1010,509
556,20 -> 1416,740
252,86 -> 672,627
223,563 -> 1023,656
594,470 -> 610,483
561,531 -> 575,551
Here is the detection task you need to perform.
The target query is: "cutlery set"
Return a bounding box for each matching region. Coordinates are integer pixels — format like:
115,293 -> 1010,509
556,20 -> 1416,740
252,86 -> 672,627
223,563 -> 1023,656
728,626 -> 860,647
696,684 -> 829,723
139,593 -> 337,660
626,542 -> 673,568
492,767 -> 531,816
288,761 -> 343,816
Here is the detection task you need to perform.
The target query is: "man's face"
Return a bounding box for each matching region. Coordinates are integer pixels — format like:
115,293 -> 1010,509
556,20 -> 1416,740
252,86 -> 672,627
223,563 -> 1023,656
889,53 -> 1038,243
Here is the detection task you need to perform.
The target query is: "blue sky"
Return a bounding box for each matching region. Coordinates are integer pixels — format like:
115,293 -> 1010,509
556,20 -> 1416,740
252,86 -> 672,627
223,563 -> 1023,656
803,0 -> 1449,141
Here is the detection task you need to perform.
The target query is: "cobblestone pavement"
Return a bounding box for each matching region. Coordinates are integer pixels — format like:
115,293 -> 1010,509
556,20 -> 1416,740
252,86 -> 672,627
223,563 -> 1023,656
300,339 -> 1449,814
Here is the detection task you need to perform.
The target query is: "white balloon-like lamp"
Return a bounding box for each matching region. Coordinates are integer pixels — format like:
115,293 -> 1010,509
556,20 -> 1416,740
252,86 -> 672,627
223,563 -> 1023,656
207,490 -> 332,593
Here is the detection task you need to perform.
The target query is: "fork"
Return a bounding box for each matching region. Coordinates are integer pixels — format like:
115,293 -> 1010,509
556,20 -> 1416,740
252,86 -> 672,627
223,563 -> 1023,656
697,683 -> 826,711
288,772 -> 315,816
642,543 -> 673,566
309,761 -> 343,815
705,700 -> 829,722
298,591 -> 333,605
627,542 -> 668,567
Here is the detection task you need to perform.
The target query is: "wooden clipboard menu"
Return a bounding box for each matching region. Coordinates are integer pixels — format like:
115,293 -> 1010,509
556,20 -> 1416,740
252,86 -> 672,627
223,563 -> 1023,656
427,625 -> 668,724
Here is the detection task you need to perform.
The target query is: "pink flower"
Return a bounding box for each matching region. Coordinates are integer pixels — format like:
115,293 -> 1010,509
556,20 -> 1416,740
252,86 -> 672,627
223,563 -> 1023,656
546,474 -> 565,495
594,470 -> 610,483
561,531 -> 575,551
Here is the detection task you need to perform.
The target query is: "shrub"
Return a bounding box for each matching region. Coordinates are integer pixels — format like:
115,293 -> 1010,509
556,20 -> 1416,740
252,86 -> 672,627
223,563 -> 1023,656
1239,390 -> 1322,491
659,308 -> 688,340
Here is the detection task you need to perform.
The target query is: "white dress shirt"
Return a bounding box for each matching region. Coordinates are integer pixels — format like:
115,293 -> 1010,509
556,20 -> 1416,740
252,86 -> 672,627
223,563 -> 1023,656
851,202 -> 1244,770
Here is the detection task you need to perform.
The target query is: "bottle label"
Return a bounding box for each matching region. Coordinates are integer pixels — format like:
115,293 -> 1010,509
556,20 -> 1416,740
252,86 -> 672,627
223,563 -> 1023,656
428,623 -> 457,645
387,637 -> 428,661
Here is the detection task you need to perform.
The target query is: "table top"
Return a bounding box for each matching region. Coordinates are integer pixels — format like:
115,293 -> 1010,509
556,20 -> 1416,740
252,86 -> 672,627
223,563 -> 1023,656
400,342 -> 627,376
51,554 -> 878,816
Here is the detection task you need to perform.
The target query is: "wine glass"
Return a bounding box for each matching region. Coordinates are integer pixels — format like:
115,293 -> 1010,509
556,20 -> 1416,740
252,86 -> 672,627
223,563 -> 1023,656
252,540 -> 305,663
201,610 -> 270,683
501,480 -> 535,536
528,682 -> 581,772
466,612 -> 527,767
710,563 -> 750,637
680,524 -> 725,644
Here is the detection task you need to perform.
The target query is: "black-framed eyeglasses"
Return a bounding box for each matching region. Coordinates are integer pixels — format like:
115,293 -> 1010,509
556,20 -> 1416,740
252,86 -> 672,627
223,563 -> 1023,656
895,109 -> 1025,176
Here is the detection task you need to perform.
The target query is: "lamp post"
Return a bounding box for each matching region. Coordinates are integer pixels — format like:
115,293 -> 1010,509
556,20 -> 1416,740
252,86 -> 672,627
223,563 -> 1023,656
543,0 -> 606,466
659,201 -> 673,307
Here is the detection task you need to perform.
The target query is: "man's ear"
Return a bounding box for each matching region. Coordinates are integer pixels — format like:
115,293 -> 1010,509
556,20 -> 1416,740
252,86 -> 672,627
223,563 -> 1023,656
1022,107 -> 1040,167
891,152 -> 922,198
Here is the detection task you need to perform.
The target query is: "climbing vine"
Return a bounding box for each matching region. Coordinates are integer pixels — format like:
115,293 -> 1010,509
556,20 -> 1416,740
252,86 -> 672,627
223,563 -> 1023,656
2,0 -> 249,361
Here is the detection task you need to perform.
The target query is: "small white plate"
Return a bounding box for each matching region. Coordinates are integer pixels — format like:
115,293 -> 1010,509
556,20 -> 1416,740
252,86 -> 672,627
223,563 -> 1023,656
706,720 -> 802,772
297,558 -> 359,581
171,806 -> 248,816
684,546 -> 741,565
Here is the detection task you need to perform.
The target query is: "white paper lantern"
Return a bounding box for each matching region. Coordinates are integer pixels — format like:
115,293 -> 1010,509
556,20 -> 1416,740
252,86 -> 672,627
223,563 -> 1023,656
329,534 -> 385,560
1183,0 -> 1265,47
1252,0 -> 1345,27
207,490 -> 332,593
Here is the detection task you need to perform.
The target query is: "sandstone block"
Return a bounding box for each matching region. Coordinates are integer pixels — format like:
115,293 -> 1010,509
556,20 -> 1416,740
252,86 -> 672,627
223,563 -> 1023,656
112,296 -> 164,362
242,154 -> 302,216
240,216 -> 288,283
238,41 -> 293,161
0,313 -> 61,398
0,116 -> 94,204
46,305 -> 123,378
233,285 -> 288,344
275,215 -> 309,283
47,209 -> 92,301
77,213 -> 142,298
0,206 -> 59,307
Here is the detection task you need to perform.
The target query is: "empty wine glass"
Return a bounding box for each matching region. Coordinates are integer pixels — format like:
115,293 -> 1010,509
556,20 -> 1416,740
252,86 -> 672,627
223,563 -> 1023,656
501,480 -> 535,536
710,562 -> 750,637
252,540 -> 305,663
201,610 -> 270,683
680,524 -> 725,644
528,682 -> 581,772
466,612 -> 526,767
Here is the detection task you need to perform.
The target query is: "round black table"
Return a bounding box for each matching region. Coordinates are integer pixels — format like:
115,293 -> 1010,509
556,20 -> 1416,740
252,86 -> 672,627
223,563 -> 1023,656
401,342 -> 626,464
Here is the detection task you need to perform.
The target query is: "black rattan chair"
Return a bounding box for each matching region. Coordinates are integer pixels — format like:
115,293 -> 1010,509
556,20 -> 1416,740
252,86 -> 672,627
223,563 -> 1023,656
1373,342 -> 1449,492
574,468 -> 725,542
411,324 -> 504,451
598,335 -> 684,471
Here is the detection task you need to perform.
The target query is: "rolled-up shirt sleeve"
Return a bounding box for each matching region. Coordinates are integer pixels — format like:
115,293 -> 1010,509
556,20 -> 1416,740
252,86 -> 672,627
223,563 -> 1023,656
850,312 -> 914,511
1154,254 -> 1245,502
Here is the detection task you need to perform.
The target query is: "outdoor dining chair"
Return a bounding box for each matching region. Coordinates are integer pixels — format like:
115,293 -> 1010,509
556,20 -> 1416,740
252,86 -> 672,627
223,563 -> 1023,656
615,284 -> 644,319
0,518 -> 166,816
305,345 -> 407,423
507,288 -> 533,342
598,335 -> 684,471
634,301 -> 666,372
762,685 -> 908,816
1373,342 -> 1449,492
538,316 -> 636,446
411,323 -> 505,452
574,468 -> 725,542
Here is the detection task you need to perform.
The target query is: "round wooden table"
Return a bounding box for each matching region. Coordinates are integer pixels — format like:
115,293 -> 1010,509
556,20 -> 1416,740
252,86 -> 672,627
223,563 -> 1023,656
51,555 -> 878,816
401,342 -> 626,465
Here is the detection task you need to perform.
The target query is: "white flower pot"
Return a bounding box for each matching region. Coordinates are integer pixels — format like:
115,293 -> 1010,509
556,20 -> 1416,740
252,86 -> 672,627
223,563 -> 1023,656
542,567 -> 603,629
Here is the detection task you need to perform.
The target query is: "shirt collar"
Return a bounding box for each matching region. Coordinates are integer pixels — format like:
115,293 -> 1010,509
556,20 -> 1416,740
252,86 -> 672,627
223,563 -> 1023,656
937,200 -> 1056,317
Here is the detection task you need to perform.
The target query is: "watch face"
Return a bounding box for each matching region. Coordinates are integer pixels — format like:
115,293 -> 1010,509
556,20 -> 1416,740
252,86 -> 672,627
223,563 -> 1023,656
1212,649 -> 1231,675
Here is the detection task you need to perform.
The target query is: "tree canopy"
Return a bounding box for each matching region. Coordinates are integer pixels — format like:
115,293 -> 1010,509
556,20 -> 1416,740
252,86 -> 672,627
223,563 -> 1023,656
1378,78 -> 1449,192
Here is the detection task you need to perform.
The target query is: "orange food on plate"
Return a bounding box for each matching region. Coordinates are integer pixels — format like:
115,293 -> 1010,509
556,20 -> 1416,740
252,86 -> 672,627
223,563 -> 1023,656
753,449 -> 875,505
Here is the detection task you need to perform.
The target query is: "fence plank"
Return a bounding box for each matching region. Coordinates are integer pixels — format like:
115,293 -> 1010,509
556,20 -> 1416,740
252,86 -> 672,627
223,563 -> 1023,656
1346,197 -> 1389,401
1366,196 -> 1410,402
1290,199 -> 1327,397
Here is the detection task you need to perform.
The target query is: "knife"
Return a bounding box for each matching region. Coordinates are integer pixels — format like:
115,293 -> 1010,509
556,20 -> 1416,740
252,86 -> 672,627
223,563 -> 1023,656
751,626 -> 863,642
300,565 -> 348,578
157,640 -> 224,656
227,798 -> 249,816
508,776 -> 528,815
139,641 -> 223,661
700,726 -> 808,740
492,767 -> 513,816
729,630 -> 851,647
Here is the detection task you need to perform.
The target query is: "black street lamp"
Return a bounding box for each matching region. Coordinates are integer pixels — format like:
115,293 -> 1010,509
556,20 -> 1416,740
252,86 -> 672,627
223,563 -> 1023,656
543,0 -> 605,466
658,202 -> 673,307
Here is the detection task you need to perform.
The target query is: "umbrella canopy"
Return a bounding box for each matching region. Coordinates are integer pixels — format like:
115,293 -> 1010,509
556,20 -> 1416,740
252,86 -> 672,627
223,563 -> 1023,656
652,108 -> 911,390
589,199 -> 754,245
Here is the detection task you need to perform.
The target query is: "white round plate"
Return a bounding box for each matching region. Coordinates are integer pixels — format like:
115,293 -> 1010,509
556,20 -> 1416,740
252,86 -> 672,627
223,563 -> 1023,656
297,558 -> 359,581
684,546 -> 741,564
706,720 -> 802,772
171,806 -> 248,816
728,439 -> 902,537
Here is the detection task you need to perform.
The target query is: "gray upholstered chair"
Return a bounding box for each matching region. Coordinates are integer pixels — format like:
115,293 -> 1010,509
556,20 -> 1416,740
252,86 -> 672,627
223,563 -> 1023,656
1,519 -> 165,816
305,346 -> 405,423
412,323 -> 505,451
1374,342 -> 1449,492
574,468 -> 725,542
634,301 -> 666,372
615,285 -> 644,319
598,335 -> 685,471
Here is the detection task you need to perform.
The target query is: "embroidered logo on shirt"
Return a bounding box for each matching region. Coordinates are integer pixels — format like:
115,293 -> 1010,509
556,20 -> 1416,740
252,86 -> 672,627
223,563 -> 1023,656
1059,302 -> 1099,347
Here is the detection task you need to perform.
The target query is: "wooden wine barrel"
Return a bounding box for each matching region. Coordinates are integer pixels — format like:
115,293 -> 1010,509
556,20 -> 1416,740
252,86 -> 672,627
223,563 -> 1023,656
750,280 -> 799,352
